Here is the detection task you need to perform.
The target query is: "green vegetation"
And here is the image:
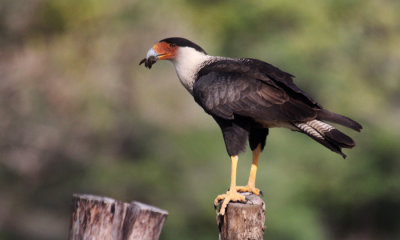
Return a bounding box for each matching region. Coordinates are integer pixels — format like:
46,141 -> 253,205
0,0 -> 399,239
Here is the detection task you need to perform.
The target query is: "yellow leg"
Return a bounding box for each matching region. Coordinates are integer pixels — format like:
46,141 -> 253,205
237,144 -> 261,195
214,155 -> 246,215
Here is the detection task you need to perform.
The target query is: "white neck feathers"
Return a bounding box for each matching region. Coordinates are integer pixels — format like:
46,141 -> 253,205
171,47 -> 211,93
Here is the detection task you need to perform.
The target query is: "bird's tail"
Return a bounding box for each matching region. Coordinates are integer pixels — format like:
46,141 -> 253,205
317,109 -> 362,132
294,120 -> 356,158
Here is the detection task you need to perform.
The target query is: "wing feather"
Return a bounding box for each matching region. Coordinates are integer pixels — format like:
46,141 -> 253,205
193,67 -> 317,122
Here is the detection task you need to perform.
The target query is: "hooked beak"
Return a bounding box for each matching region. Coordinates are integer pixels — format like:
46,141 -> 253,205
139,47 -> 158,69
146,47 -> 158,59
139,42 -> 177,69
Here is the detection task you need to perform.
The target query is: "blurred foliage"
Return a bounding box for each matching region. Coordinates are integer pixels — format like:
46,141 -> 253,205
0,0 -> 399,239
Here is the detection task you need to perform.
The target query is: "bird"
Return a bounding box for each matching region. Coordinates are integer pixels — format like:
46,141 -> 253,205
139,37 -> 362,215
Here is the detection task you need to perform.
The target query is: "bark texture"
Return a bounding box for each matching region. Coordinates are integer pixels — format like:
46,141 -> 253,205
69,194 -> 168,240
217,192 -> 266,240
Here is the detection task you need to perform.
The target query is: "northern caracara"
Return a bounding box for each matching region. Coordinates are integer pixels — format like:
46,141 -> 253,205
140,37 -> 362,215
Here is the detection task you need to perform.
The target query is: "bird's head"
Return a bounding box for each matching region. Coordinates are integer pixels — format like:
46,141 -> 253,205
139,37 -> 207,69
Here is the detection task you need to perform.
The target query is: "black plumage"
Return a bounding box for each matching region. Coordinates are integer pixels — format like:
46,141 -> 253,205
141,37 -> 363,215
160,37 -> 207,54
193,58 -> 362,158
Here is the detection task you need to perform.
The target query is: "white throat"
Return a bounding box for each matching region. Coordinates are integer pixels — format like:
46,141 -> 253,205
171,47 -> 211,94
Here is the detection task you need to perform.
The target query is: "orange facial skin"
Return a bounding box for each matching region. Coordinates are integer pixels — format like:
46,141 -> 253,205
153,41 -> 178,60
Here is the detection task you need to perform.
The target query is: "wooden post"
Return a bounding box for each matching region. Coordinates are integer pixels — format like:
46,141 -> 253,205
69,194 -> 168,240
217,192 -> 266,240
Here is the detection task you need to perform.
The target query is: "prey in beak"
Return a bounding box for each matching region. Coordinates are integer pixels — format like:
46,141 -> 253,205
139,41 -> 178,69
139,56 -> 157,69
139,48 -> 158,69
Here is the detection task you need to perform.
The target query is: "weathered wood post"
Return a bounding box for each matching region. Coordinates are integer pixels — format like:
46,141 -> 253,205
217,192 -> 266,240
69,194 -> 168,240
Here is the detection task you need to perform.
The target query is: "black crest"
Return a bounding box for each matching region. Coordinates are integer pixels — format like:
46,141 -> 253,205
160,37 -> 207,54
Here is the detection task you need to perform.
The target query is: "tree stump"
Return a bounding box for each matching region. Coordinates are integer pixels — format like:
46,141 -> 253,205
217,192 -> 266,240
69,194 -> 168,240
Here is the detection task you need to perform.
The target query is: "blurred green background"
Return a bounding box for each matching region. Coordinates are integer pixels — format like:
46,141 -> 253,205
1,0 -> 399,239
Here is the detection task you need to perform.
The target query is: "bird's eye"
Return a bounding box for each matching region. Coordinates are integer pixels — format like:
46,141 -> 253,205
169,43 -> 176,48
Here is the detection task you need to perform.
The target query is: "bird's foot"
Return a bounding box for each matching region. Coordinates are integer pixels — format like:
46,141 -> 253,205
214,188 -> 246,216
236,185 -> 262,196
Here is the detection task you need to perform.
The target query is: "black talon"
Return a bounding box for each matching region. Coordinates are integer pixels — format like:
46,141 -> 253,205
260,190 -> 264,197
214,202 -> 219,209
